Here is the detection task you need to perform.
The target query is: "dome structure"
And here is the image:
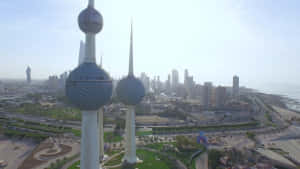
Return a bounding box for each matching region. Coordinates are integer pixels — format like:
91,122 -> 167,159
66,62 -> 112,110
78,6 -> 103,34
116,23 -> 145,106
116,76 -> 145,105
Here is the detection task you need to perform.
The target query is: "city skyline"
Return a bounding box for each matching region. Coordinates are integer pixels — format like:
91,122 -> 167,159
1,0 -> 300,87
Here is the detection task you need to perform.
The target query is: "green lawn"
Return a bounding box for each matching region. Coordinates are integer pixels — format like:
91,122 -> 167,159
9,103 -> 81,121
71,130 -> 123,142
136,149 -> 171,169
71,129 -> 81,137
68,161 -> 80,169
67,149 -> 173,169
104,132 -> 123,142
145,143 -> 166,151
105,152 -> 124,166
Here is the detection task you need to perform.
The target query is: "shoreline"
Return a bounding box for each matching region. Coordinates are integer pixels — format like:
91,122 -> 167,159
255,88 -> 300,113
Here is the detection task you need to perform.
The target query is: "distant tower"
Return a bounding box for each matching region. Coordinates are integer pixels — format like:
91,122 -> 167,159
65,1 -> 113,169
172,69 -> 179,91
203,82 -> 212,108
26,66 -> 31,84
216,86 -> 226,108
165,74 -> 171,94
78,40 -> 86,66
116,23 -> 145,165
184,69 -> 188,85
233,75 -> 239,98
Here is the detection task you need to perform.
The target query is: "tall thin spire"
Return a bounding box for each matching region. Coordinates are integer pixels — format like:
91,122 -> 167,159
129,22 -> 134,76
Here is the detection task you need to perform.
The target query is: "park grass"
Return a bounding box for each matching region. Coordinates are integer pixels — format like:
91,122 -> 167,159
9,103 -> 81,121
71,130 -> 123,142
71,129 -> 81,137
68,160 -> 80,169
104,132 -> 123,142
136,149 -> 171,169
105,152 -> 124,166
67,149 -> 174,169
145,143 -> 166,151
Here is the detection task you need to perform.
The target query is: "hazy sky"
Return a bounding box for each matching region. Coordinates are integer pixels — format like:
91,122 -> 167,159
0,0 -> 299,88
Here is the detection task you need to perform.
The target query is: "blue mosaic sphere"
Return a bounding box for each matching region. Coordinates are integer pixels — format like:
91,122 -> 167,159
78,6 -> 103,34
116,76 -> 145,105
66,63 -> 112,110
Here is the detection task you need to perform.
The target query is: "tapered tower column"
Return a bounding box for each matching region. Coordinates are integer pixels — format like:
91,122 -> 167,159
116,23 -> 145,165
81,111 -> 99,169
98,109 -> 105,160
124,106 -> 136,163
65,0 -> 112,169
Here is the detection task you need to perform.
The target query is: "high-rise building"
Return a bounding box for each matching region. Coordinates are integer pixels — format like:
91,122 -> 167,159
184,69 -> 189,85
116,24 -> 145,165
165,74 -> 171,94
216,86 -> 227,108
0,81 -> 4,94
172,69 -> 179,91
233,75 -> 239,98
140,72 -> 150,93
65,2 -> 113,169
26,66 -> 31,84
183,69 -> 196,99
203,82 -> 212,108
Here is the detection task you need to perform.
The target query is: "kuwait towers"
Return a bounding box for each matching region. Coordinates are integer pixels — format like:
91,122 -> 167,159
116,24 -> 145,165
66,0 -> 113,169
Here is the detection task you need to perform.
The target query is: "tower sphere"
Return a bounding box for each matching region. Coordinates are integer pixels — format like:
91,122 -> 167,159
78,7 -> 103,34
116,76 -> 145,105
66,63 -> 112,110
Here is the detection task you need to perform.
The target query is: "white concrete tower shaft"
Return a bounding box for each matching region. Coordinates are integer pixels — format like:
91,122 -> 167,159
124,106 -> 137,163
81,111 -> 99,169
80,1 -> 100,169
98,108 -> 104,160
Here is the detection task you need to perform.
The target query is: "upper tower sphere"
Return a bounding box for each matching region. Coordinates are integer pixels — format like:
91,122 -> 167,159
116,76 -> 145,105
78,6 -> 103,34
66,63 -> 113,110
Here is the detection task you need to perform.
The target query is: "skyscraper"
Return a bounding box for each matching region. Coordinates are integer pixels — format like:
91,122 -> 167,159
184,69 -> 189,85
0,81 -> 4,94
233,75 -> 239,98
172,69 -> 179,91
165,74 -> 171,94
26,66 -> 31,84
65,1 -> 113,169
140,72 -> 150,93
203,82 -> 212,108
184,69 -> 195,99
216,86 -> 227,108
116,24 -> 145,165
